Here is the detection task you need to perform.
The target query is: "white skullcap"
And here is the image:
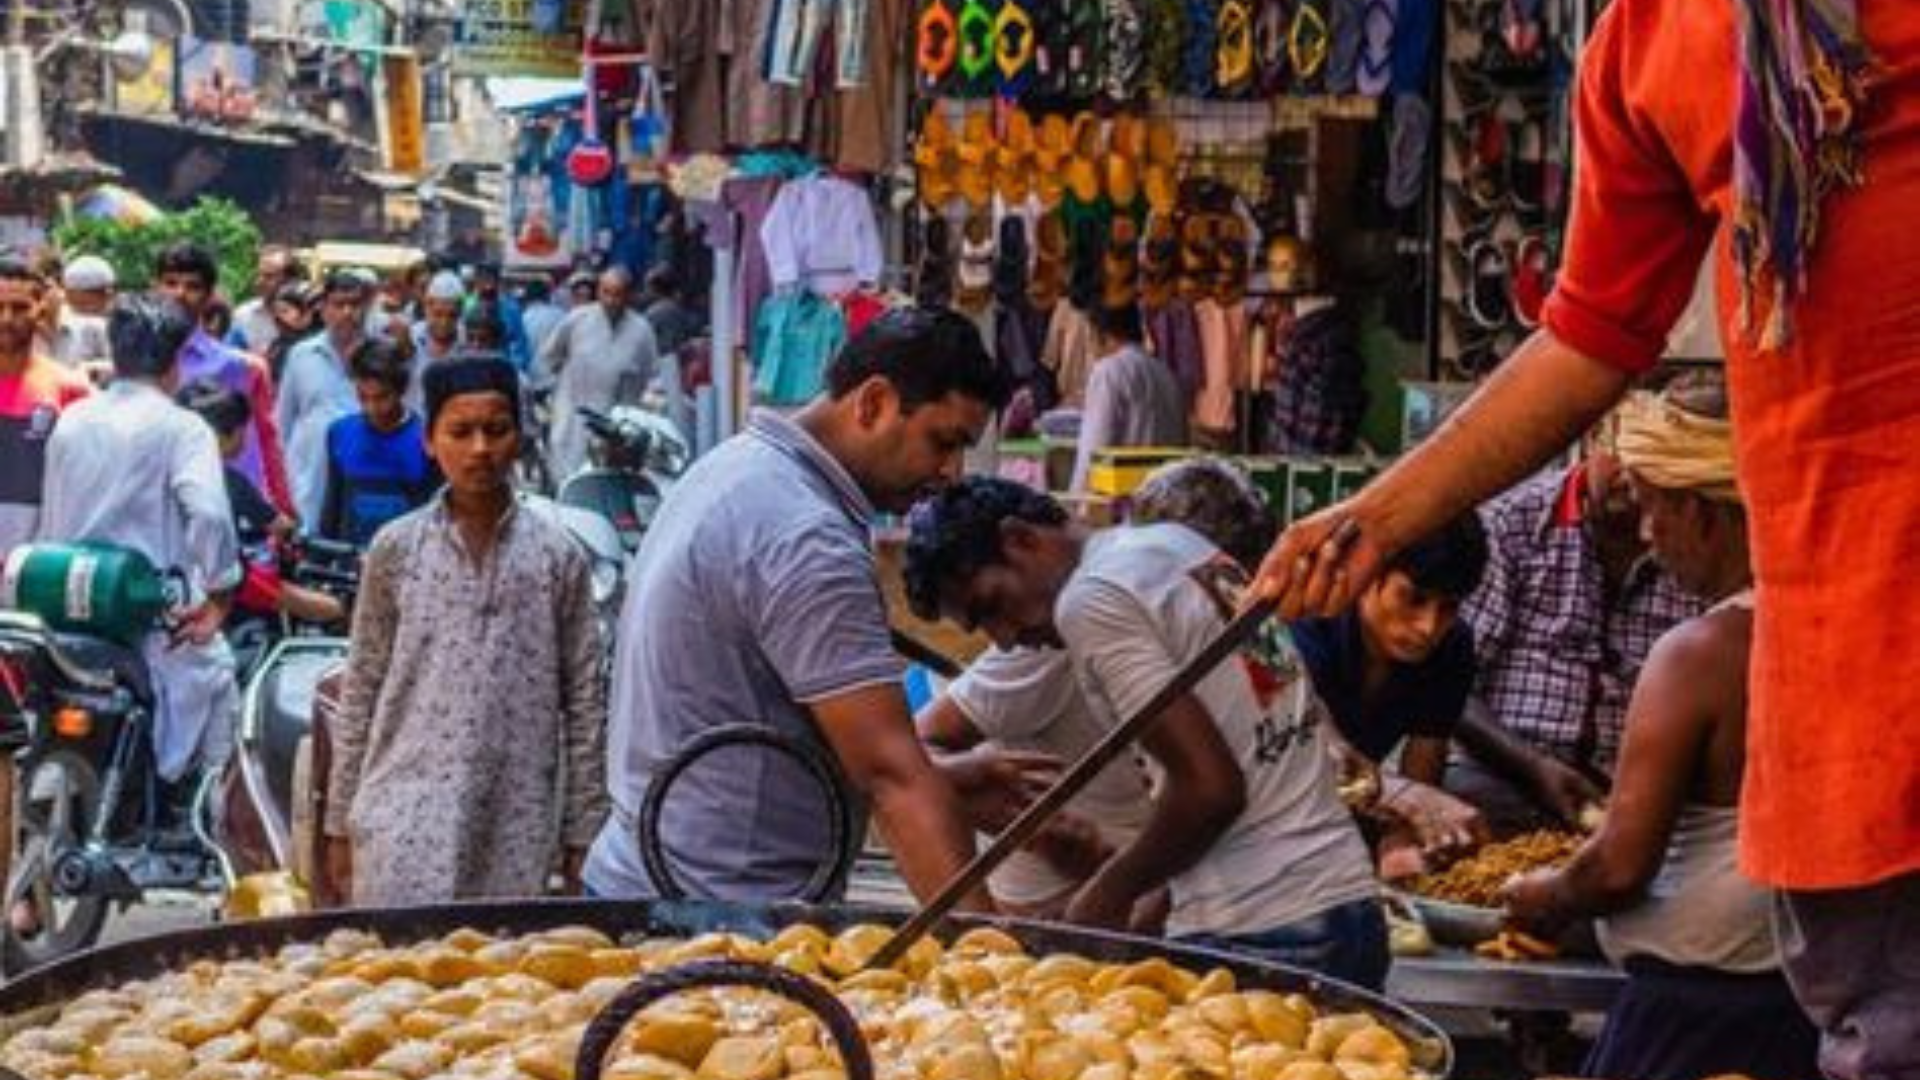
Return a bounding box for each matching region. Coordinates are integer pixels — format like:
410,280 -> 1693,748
62,255 -> 116,291
426,270 -> 466,302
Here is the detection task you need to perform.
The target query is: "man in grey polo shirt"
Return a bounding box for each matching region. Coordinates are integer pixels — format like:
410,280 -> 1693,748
586,308 -> 1014,904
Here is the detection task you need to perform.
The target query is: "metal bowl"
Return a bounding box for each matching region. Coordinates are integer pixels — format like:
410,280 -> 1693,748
0,898 -> 1453,1076
1392,891 -> 1507,947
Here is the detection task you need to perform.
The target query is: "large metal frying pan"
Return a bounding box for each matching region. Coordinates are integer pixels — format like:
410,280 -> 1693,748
0,898 -> 1452,1075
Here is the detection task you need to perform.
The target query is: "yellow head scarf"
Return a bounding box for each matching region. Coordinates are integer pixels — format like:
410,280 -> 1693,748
1613,390 -> 1741,504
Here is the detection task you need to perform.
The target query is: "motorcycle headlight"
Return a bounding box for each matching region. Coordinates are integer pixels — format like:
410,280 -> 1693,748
590,560 -> 620,606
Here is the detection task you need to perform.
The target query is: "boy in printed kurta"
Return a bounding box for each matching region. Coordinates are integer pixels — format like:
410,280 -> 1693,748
324,359 -> 606,906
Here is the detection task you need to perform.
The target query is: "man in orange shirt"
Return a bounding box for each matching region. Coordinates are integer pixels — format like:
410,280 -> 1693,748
0,253 -> 91,944
1259,3 -> 1917,1077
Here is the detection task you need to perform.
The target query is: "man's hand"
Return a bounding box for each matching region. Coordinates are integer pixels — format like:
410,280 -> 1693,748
936,749 -> 1062,833
1064,872 -> 1137,931
169,597 -> 228,648
1376,834 -> 1429,882
321,836 -> 353,908
1529,756 -> 1606,826
1382,779 -> 1491,858
1028,812 -> 1110,881
559,847 -> 588,895
1254,504 -> 1393,620
1500,868 -> 1571,938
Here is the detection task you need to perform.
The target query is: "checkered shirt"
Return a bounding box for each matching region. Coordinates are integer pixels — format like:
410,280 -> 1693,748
1462,466 -> 1705,774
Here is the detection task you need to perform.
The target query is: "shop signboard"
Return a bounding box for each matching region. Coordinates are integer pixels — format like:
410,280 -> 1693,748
113,36 -> 175,116
382,54 -> 426,175
180,38 -> 259,123
453,0 -> 585,79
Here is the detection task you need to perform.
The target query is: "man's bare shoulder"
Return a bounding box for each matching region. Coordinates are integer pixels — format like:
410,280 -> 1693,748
1645,601 -> 1752,690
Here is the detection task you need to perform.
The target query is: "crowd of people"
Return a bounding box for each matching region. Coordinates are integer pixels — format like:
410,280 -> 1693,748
0,241 -> 698,878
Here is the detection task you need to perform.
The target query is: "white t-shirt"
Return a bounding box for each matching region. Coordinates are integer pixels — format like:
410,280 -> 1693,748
1056,523 -> 1377,937
949,647 -> 1151,906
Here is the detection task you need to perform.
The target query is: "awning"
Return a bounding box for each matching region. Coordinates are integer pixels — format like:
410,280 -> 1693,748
77,106 -> 300,148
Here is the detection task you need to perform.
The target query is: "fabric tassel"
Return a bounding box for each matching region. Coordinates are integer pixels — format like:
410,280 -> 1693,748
1729,0 -> 1873,350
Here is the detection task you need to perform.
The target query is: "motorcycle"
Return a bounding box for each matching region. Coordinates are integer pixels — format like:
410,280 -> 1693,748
0,539 -> 360,974
0,606 -> 221,974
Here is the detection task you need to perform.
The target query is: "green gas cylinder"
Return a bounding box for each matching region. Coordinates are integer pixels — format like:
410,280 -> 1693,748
0,542 -> 169,645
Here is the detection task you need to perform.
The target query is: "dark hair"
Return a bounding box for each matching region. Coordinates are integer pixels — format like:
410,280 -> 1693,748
0,255 -> 42,286
273,280 -> 317,309
645,265 -> 681,298
108,294 -> 196,379
1384,513 -> 1490,601
522,277 -> 552,303
202,296 -> 234,338
1090,302 -> 1145,344
155,241 -> 220,289
349,338 -> 410,392
903,477 -> 1068,621
1131,458 -> 1276,569
176,378 -> 252,438
462,299 -> 506,346
826,306 -> 1013,411
321,267 -> 369,299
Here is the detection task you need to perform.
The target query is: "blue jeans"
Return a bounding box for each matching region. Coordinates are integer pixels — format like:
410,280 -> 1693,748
1177,897 -> 1391,991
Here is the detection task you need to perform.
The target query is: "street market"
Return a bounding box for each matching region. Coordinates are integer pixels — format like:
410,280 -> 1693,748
0,0 -> 1915,1079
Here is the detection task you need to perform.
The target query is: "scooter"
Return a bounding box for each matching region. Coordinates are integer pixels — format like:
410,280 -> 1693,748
543,404 -> 688,645
556,404 -> 688,556
214,540 -> 362,892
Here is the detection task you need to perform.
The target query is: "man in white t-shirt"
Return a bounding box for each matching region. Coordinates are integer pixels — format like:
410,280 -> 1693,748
904,477 -> 1386,988
919,646 -> 1152,918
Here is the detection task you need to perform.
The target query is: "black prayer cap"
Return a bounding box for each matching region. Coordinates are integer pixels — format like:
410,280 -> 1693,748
421,357 -> 521,431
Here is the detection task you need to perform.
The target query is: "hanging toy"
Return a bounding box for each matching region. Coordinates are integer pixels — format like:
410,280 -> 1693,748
567,60 -> 616,187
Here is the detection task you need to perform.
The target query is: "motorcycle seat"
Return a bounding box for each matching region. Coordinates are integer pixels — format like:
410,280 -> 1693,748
48,633 -> 154,704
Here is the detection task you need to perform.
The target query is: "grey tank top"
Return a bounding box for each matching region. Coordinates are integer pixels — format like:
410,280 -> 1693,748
1597,588 -> 1778,972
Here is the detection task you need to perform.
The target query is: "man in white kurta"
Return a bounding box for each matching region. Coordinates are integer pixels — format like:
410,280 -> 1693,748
38,298 -> 241,781
537,267 -> 658,480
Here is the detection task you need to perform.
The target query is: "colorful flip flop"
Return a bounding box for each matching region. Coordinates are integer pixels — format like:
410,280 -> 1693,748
1066,112 -> 1104,204
1288,0 -> 1330,93
1034,112 -> 1072,206
956,212 -> 997,311
1216,0 -> 1256,97
916,0 -> 959,94
1032,0 -> 1073,100
1064,0 -> 1105,102
1145,0 -> 1187,97
997,106 -> 1036,204
1104,0 -> 1148,103
994,0 -> 1038,97
956,0 -> 999,95
1031,211 -> 1069,308
1464,238 -> 1513,330
914,107 -> 960,208
1253,0 -> 1292,95
1355,0 -> 1396,97
1182,0 -> 1220,97
1510,233 -> 1552,328
957,109 -> 997,209
1325,0 -> 1363,94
